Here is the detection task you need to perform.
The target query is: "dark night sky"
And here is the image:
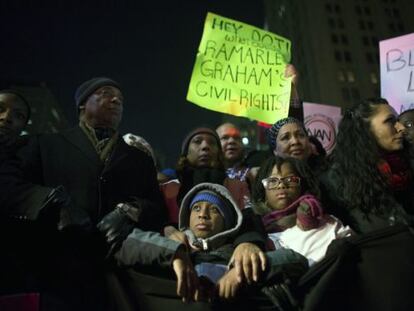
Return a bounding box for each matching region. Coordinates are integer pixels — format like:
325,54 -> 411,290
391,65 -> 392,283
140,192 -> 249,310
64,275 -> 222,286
1,1 -> 264,167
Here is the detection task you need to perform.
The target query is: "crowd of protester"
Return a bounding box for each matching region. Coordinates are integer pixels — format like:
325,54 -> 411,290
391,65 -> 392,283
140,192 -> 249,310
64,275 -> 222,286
1,65 -> 414,311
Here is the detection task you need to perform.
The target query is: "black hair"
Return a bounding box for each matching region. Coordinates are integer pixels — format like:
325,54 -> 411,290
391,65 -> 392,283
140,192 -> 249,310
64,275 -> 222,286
309,136 -> 327,157
329,98 -> 399,214
398,108 -> 414,118
252,155 -> 321,205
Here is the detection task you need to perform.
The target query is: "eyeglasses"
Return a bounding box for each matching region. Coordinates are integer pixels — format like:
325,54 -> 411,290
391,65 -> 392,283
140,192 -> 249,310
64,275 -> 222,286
261,176 -> 301,190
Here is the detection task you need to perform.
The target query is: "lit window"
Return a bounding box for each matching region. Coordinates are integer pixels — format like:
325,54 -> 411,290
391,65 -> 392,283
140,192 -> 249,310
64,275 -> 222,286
337,70 -> 345,82
51,108 -> 60,121
347,71 -> 355,83
370,73 -> 378,84
277,5 -> 286,17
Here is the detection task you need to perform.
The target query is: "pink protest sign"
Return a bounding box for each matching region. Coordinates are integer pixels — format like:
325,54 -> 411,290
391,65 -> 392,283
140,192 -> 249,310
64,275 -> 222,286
380,33 -> 414,114
303,102 -> 342,154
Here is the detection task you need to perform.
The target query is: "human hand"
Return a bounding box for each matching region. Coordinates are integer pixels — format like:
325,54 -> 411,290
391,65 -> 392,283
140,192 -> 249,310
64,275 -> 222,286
217,268 -> 241,299
296,197 -> 324,231
164,226 -> 189,245
172,248 -> 200,303
38,185 -> 70,228
284,64 -> 299,85
230,242 -> 267,284
39,185 -> 93,231
97,203 -> 139,256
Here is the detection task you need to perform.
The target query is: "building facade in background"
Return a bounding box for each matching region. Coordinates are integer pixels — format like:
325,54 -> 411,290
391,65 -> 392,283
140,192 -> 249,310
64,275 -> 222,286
265,0 -> 414,109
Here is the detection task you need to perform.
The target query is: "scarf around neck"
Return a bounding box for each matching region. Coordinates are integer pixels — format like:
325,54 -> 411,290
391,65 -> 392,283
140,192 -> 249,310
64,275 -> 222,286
79,120 -> 118,162
378,152 -> 412,192
262,194 -> 324,233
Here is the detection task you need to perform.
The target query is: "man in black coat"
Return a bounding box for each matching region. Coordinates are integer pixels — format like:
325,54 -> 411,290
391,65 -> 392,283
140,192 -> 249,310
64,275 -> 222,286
1,77 -> 165,228
0,89 -> 33,295
0,77 -> 166,310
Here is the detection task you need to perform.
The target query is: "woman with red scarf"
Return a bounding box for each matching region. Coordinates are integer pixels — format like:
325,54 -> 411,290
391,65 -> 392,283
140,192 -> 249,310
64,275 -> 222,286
321,98 -> 413,233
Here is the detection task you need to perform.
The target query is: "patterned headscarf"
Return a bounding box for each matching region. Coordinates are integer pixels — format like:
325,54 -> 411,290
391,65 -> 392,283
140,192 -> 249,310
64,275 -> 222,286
266,117 -> 307,151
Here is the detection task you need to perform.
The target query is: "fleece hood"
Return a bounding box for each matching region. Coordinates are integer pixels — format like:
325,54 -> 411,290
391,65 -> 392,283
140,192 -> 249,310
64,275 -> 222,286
179,183 -> 243,251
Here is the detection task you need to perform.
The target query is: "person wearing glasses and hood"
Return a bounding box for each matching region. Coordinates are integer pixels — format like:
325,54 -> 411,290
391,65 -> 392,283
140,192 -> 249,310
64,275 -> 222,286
252,156 -> 351,266
99,182 -> 307,309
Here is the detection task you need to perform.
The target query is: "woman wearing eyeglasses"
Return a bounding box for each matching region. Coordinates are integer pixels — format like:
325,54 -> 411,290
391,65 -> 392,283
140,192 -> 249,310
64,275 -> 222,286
252,156 -> 351,265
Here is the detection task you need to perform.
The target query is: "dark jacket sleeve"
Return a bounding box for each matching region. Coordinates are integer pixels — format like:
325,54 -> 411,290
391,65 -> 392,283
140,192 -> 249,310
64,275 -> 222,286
115,228 -> 182,268
288,98 -> 304,122
0,135 -> 51,220
125,154 -> 167,232
233,208 -> 267,250
264,249 -> 309,284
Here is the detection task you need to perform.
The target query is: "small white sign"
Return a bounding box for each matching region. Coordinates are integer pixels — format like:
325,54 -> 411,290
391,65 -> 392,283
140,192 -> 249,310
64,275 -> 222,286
380,33 -> 414,114
303,102 -> 342,154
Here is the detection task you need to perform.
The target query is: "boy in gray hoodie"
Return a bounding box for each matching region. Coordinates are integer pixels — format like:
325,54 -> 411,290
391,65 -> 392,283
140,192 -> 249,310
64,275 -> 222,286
100,183 -> 307,308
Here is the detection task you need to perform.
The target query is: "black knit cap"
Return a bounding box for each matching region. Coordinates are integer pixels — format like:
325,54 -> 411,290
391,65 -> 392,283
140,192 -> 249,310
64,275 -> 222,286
74,77 -> 120,108
181,127 -> 221,156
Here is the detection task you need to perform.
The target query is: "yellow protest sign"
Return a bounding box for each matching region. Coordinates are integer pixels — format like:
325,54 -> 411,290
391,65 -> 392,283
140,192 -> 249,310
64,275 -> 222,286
187,12 -> 292,124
